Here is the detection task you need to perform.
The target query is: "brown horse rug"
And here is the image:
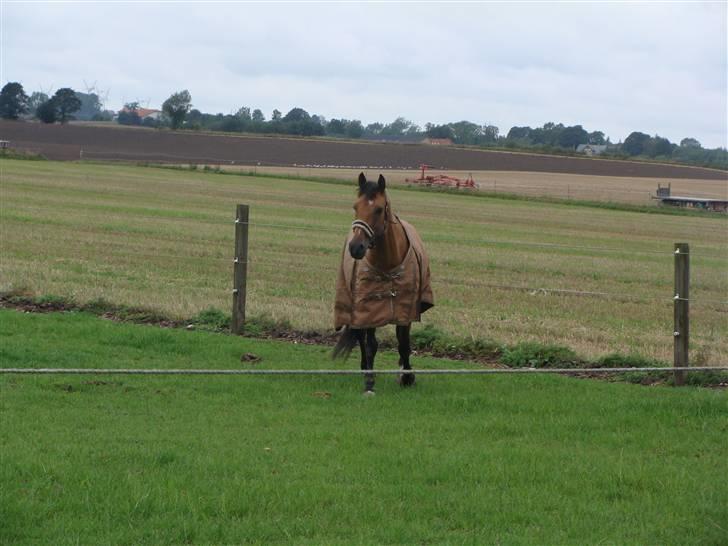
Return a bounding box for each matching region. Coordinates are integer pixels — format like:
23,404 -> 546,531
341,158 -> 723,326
334,216 -> 434,330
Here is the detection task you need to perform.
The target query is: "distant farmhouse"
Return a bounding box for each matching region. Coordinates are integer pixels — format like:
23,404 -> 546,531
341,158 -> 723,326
576,144 -> 609,156
117,107 -> 163,122
653,183 -> 728,213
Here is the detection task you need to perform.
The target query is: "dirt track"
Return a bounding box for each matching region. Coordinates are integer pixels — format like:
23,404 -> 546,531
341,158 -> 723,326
1,120 -> 725,180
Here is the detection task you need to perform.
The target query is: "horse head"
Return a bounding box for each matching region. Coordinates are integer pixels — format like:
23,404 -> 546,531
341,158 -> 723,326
349,172 -> 389,259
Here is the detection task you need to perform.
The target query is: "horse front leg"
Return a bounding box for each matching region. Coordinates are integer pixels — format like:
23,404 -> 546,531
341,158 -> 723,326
363,328 -> 377,394
396,324 -> 415,387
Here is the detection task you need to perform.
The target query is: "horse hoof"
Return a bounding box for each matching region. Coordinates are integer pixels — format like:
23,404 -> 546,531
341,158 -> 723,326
398,370 -> 416,387
363,390 -> 376,397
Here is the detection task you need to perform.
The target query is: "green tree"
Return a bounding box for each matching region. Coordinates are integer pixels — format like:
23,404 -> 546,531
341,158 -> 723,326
117,102 -> 141,125
162,90 -> 192,129
74,91 -> 103,121
235,106 -> 251,121
558,125 -> 589,149
365,122 -> 383,136
680,137 -> 701,149
36,99 -> 57,123
271,109 -> 282,121
252,109 -> 265,122
28,91 -> 48,114
346,120 -> 364,139
588,131 -> 606,145
0,82 -> 29,119
644,136 -> 673,158
381,117 -> 413,136
622,131 -> 651,156
282,107 -> 310,123
327,118 -> 346,135
506,126 -> 531,141
52,88 -> 82,123
425,123 -> 453,139
529,127 -> 547,145
449,121 -> 481,145
482,125 -> 499,143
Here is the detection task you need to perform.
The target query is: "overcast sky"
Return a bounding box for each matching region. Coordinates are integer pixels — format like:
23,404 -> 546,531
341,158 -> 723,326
2,1 -> 726,147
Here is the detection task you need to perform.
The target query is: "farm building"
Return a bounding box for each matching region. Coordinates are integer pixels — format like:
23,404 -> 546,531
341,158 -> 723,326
576,144 -> 608,156
653,183 -> 728,213
117,107 -> 163,121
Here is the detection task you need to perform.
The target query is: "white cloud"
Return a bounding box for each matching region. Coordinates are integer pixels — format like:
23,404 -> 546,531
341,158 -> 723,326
2,1 -> 725,147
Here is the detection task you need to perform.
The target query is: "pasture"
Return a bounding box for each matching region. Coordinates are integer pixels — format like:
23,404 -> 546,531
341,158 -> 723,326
1,310 -> 727,545
1,159 -> 727,363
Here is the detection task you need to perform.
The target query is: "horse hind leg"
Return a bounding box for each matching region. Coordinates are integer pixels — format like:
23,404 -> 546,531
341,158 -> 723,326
396,324 -> 415,387
363,328 -> 377,395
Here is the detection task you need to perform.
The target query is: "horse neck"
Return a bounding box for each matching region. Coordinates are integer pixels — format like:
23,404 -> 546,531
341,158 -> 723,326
368,219 -> 408,271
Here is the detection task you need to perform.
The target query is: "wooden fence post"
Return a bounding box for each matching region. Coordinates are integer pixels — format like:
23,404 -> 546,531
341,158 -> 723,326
673,243 -> 689,386
232,204 -> 249,335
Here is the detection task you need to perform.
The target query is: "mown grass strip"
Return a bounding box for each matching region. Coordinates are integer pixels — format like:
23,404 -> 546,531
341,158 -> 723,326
1,309 -> 727,545
147,162 -> 727,218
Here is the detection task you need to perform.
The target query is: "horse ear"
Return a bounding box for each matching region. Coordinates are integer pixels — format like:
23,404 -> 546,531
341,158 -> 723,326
378,174 -> 386,192
358,172 -> 366,192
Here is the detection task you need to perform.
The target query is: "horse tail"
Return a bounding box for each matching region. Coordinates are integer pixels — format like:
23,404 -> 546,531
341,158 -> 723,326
332,327 -> 358,360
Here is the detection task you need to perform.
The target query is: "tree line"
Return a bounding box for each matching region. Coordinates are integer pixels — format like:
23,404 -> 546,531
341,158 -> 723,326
1,81 -> 725,170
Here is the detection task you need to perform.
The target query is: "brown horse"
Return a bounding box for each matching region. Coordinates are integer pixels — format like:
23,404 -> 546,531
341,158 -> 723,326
333,173 -> 434,394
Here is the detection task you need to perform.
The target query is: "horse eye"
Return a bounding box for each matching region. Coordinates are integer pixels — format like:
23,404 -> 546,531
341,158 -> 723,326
374,207 -> 383,215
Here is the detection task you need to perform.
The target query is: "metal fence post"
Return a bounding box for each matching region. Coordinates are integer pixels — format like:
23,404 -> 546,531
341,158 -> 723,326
673,243 -> 689,386
232,204 -> 249,334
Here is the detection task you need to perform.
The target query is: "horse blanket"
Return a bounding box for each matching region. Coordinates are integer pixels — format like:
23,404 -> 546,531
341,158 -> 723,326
334,217 -> 434,330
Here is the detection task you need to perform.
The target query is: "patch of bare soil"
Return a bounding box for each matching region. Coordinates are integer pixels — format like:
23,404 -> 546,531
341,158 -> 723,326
2,120 -> 724,180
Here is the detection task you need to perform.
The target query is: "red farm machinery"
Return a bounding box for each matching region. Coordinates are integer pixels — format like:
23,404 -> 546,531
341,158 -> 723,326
405,164 -> 478,190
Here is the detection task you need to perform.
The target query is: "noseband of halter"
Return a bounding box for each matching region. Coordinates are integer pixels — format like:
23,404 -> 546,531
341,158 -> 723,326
351,219 -> 376,243
351,197 -> 390,249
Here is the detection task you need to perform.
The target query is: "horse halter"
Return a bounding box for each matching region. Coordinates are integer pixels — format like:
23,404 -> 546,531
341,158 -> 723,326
351,198 -> 390,249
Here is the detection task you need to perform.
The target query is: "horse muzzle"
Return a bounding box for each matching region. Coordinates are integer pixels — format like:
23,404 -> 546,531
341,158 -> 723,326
350,220 -> 376,259
348,239 -> 367,260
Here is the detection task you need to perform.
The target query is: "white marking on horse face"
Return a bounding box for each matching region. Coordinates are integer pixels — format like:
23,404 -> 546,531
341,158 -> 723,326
368,200 -> 374,206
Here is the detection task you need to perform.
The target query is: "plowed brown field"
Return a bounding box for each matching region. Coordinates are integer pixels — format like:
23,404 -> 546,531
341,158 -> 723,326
2,120 -> 725,180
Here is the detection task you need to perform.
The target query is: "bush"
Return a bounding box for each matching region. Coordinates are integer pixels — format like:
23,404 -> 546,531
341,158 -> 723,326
501,341 -> 578,368
192,307 -> 229,331
410,324 -> 447,350
35,294 -> 71,307
595,353 -> 659,368
409,324 -> 500,358
0,148 -> 45,161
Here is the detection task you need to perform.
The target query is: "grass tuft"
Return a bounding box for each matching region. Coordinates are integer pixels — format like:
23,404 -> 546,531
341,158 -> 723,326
191,307 -> 230,331
243,313 -> 293,337
410,323 -> 447,350
501,341 -> 579,368
595,352 -> 660,368
411,324 -> 501,359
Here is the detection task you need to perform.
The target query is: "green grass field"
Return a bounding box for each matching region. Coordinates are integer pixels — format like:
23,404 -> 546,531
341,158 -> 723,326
1,159 -> 727,363
1,310 -> 726,545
